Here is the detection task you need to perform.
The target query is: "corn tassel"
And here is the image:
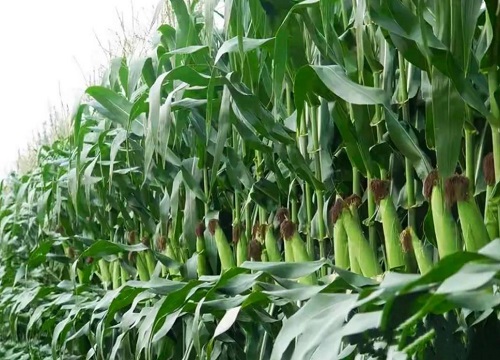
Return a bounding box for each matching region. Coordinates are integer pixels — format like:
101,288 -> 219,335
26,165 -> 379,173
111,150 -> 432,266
142,237 -> 156,277
134,252 -> 150,282
112,259 -> 121,290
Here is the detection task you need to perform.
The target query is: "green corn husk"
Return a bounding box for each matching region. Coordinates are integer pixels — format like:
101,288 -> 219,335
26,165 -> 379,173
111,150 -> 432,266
424,170 -> 461,258
142,237 -> 156,277
330,197 -> 349,269
195,222 -> 209,276
483,153 -> 499,239
233,224 -> 248,266
370,180 -> 408,272
134,252 -> 150,282
264,225 -> 281,262
280,220 -> 316,285
112,259 -> 121,290
98,259 -> 111,289
261,249 -> 269,262
341,196 -> 382,278
209,219 -> 236,272
445,175 -> 490,252
349,249 -> 361,274
165,242 -> 180,276
401,227 -> 433,275
155,235 -> 168,277
120,262 -> 128,286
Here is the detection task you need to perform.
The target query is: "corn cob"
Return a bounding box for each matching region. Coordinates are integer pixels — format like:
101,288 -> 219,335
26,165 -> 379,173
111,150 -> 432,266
341,195 -> 382,278
112,258 -> 121,290
165,242 -> 180,276
423,170 -> 461,258
128,251 -> 149,282
98,259 -> 111,289
263,224 -> 281,262
280,219 -> 316,285
401,227 -> 432,274
156,235 -> 168,277
370,180 -> 409,272
330,197 -> 350,269
141,236 -> 156,277
233,223 -> 248,266
445,175 -> 490,252
208,219 -> 236,272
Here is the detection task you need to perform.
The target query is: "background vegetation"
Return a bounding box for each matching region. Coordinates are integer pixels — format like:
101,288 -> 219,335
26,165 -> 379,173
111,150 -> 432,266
1,0 -> 500,359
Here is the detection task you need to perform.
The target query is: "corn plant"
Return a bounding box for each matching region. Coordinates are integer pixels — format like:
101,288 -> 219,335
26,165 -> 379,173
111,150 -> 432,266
2,0 -> 500,358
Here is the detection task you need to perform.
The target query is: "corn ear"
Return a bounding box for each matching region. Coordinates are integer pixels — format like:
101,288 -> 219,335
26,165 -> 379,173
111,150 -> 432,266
120,263 -> 128,286
445,175 -> 490,252
341,196 -> 381,278
209,219 -> 235,272
424,170 -> 461,258
330,197 -> 349,269
401,227 -> 432,274
136,252 -> 150,282
112,259 -> 121,290
264,225 -> 281,262
281,220 -> 316,285
98,259 -> 111,289
371,180 -> 407,271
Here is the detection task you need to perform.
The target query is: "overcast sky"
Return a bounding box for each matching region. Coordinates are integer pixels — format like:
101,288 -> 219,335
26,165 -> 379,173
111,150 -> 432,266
0,0 -> 161,177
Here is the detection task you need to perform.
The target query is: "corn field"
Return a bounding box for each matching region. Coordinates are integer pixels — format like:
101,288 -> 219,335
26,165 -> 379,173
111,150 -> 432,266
2,0 -> 500,359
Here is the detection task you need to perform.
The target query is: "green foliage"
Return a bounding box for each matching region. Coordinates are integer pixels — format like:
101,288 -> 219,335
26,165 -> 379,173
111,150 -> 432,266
2,0 -> 500,359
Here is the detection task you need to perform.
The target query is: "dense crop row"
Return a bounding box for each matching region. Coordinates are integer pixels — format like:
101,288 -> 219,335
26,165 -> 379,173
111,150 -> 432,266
1,0 -> 500,359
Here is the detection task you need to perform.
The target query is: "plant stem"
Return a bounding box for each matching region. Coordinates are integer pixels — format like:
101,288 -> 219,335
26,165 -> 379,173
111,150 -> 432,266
465,128 -> 474,190
299,104 -> 313,257
398,52 -> 415,228
203,167 -> 209,216
256,151 -> 266,224
367,173 -> 377,252
311,105 -> 326,273
233,129 -> 241,224
374,71 -> 387,180
352,168 -> 360,196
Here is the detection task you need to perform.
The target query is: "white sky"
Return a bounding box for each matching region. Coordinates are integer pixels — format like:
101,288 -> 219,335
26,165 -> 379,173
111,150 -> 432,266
0,0 -> 161,177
